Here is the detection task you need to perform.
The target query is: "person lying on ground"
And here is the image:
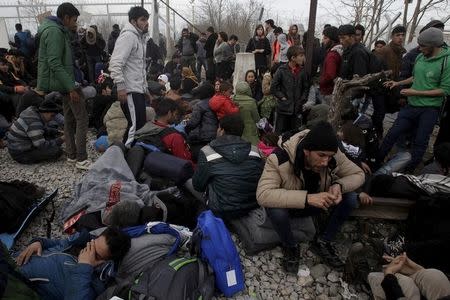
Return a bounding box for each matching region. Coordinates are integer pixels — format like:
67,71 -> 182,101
6,99 -> 65,164
256,121 -> 365,273
368,252 -> 450,300
15,227 -> 131,300
193,113 -> 264,220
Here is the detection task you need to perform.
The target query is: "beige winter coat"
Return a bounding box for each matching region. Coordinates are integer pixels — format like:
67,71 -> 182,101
256,130 -> 365,209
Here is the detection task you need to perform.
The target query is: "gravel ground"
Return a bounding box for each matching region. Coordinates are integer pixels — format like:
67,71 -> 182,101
1,131 -> 401,300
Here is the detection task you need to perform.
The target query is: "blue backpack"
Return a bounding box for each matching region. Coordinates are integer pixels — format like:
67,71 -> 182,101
190,210 -> 245,297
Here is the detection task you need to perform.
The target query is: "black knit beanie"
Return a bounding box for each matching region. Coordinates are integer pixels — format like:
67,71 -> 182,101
323,26 -> 339,43
302,121 -> 339,152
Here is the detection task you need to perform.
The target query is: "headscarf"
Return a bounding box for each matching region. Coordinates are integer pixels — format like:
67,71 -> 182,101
181,67 -> 198,85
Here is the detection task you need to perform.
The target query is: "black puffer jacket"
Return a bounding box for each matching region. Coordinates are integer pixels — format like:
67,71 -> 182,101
185,98 -> 218,143
271,63 -> 309,115
192,135 -> 264,220
340,43 -> 370,80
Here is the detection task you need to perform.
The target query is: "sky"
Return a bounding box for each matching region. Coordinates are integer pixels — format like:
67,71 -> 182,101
0,0 -> 447,38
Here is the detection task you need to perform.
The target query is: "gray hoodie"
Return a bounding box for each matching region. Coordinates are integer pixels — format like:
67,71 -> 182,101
109,22 -> 148,94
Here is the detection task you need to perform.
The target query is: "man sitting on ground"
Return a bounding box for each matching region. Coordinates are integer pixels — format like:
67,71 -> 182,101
192,113 -> 264,220
257,121 -> 365,273
134,98 -> 193,162
15,227 -> 131,300
7,99 -> 64,164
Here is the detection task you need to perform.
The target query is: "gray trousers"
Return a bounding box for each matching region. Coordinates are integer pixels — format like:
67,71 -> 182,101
63,93 -> 88,161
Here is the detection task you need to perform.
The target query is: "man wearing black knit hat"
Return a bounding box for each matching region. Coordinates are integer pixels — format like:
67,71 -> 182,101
7,100 -> 64,164
257,121 -> 365,273
320,26 -> 343,104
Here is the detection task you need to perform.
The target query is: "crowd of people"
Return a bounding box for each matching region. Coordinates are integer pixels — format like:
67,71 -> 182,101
1,2 -> 450,300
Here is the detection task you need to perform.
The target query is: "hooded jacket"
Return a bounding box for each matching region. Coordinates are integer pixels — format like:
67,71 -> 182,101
109,22 -> 148,94
185,97 -> 218,143
209,93 -> 239,119
271,63 -> 309,115
256,130 -> 365,209
320,44 -> 343,95
409,46 -> 450,107
233,82 -> 260,145
18,230 -> 114,300
192,135 -> 264,219
36,17 -> 75,93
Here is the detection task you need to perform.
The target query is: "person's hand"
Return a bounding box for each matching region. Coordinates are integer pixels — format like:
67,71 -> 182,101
328,184 -> 342,205
307,192 -> 337,210
383,253 -> 424,276
14,85 -> 26,94
400,88 -> 417,97
383,254 -> 406,275
361,162 -> 372,174
359,192 -> 373,205
383,80 -> 398,89
70,90 -> 80,102
280,97 -> 287,101
16,241 -> 42,266
117,89 -> 128,103
78,240 -> 105,267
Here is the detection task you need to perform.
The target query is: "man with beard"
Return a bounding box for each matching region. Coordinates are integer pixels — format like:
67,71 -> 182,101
319,26 -> 343,104
109,6 -> 151,147
380,28 -> 450,173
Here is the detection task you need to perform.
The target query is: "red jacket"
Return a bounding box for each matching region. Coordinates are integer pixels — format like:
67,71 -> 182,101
154,121 -> 193,163
319,45 -> 343,95
209,93 -> 239,119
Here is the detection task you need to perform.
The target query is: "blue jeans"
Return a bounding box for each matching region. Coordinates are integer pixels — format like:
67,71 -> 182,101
374,151 -> 411,175
266,192 -> 358,247
379,105 -> 439,171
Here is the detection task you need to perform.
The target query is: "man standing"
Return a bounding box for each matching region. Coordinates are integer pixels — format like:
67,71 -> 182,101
37,2 -> 90,170
271,46 -> 309,134
196,32 -> 207,80
355,24 -> 365,45
338,24 -> 370,80
193,113 -> 264,220
373,25 -> 407,135
379,28 -> 450,173
109,6 -> 150,147
319,26 -> 343,104
81,25 -> 106,83
204,26 -> 218,82
177,28 -> 199,72
257,122 -> 365,272
13,23 -> 32,57
107,24 -> 120,55
265,19 -> 276,47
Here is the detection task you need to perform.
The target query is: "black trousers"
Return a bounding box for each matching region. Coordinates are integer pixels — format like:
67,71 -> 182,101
121,93 -> 147,147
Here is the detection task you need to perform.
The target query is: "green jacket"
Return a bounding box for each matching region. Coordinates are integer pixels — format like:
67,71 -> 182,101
233,82 -> 260,145
409,46 -> 450,107
37,17 -> 75,93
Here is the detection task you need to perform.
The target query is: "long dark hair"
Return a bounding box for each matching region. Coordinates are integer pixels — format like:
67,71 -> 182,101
254,24 -> 265,38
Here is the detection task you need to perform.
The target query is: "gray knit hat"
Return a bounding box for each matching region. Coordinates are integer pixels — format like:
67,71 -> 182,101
417,28 -> 444,47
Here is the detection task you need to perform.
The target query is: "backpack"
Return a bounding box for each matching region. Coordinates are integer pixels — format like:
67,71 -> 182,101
0,243 -> 40,300
190,210 -> 245,297
0,181 -> 44,233
105,256 -> 215,300
137,127 -> 181,153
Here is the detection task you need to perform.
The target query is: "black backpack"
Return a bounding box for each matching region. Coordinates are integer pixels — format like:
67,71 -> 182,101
104,256 -> 215,300
0,181 -> 44,233
137,127 -> 183,153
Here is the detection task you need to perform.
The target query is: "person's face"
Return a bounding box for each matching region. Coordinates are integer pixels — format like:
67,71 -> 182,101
304,150 -> 335,173
167,110 -> 180,124
41,112 -> 56,123
246,72 -> 256,84
355,30 -> 363,43
292,53 -> 305,66
264,22 -> 269,30
419,45 -> 434,57
256,27 -> 264,36
182,30 -> 189,38
217,35 -> 223,43
374,43 -> 385,53
94,235 -> 111,262
391,32 -> 405,46
291,26 -> 298,34
158,79 -> 166,86
101,86 -> 112,96
215,81 -> 221,92
216,126 -> 225,137
223,88 -> 232,97
0,63 -> 9,73
322,35 -> 331,48
339,34 -> 353,48
229,39 -> 236,46
132,16 -> 149,33
62,15 -> 78,32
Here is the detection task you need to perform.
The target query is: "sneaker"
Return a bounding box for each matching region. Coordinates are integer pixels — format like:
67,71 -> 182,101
310,238 -> 344,268
67,158 -> 77,163
281,245 -> 300,274
75,159 -> 91,170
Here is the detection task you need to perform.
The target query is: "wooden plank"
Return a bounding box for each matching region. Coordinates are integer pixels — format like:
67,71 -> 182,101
350,197 -> 415,221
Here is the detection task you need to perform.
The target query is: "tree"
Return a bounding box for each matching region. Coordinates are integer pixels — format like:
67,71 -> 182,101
406,0 -> 448,43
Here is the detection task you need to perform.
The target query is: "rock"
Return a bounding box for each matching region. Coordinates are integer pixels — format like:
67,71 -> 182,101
329,284 -> 339,297
310,264 -> 328,279
316,294 -> 329,300
327,272 -> 340,283
298,275 -> 314,287
316,276 -> 328,285
297,265 -> 310,277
